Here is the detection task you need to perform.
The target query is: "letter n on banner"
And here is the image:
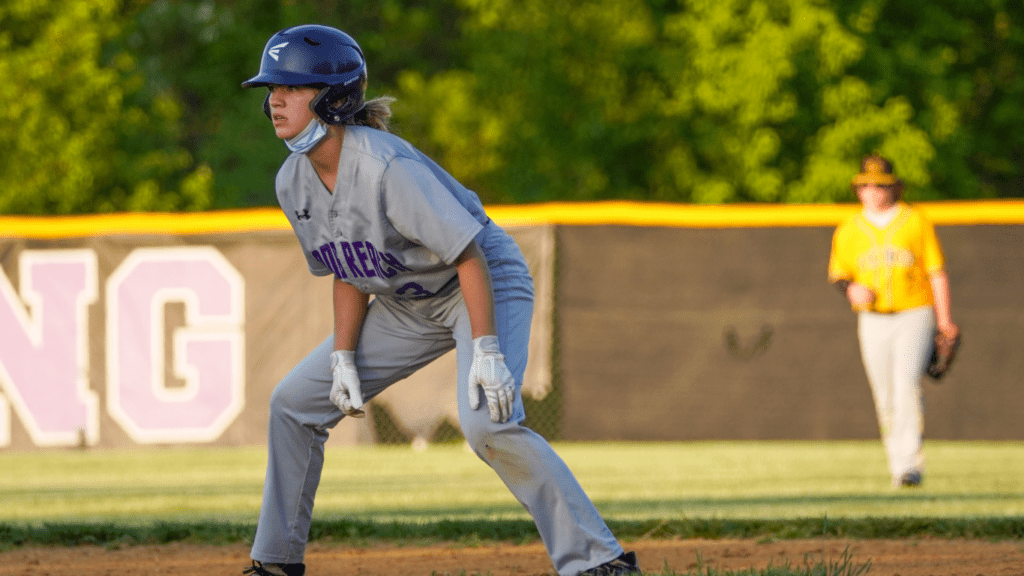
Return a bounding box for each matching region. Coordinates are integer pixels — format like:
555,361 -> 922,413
0,251 -> 100,447
106,247 -> 245,444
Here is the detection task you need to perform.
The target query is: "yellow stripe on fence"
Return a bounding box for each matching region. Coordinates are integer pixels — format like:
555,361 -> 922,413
2,200 -> 1023,239
0,209 -> 290,239
487,200 -> 1024,227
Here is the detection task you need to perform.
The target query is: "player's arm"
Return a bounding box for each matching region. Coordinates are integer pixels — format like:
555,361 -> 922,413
929,271 -> 959,339
330,277 -> 369,417
921,220 -> 958,338
454,239 -> 514,423
454,240 -> 496,339
828,228 -> 875,308
333,277 -> 369,350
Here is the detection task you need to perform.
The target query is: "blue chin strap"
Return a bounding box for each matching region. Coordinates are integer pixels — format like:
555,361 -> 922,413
285,118 -> 329,154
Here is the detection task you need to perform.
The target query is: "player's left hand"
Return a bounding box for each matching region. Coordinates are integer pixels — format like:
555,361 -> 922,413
330,350 -> 365,418
938,320 -> 960,340
468,335 -> 515,423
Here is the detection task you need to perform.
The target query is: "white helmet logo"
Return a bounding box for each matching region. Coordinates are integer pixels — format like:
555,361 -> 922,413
268,42 -> 289,61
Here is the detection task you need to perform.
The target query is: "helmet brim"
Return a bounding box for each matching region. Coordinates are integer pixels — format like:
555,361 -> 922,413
241,69 -> 331,89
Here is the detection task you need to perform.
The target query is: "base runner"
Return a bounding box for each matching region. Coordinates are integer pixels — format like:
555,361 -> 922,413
239,24 -> 640,576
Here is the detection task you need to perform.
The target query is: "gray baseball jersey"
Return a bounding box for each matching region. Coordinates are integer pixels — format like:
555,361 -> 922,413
252,125 -> 624,576
278,125 -> 504,297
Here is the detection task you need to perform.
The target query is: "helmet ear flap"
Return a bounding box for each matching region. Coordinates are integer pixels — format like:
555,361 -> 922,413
262,91 -> 272,119
310,78 -> 365,125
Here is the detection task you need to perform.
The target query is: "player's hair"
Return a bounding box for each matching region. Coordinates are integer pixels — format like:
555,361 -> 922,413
887,180 -> 905,200
344,95 -> 395,132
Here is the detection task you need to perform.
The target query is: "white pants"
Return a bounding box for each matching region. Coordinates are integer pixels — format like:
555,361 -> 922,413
857,306 -> 935,484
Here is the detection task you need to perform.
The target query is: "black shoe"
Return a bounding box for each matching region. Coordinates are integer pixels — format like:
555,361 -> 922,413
578,551 -> 641,576
243,560 -> 305,576
899,470 -> 922,488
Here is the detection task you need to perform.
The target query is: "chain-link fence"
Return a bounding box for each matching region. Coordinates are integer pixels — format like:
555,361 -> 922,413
369,370 -> 564,444
372,238 -> 564,445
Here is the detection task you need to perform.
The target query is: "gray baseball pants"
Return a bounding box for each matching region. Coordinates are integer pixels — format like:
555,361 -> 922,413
251,262 -> 622,575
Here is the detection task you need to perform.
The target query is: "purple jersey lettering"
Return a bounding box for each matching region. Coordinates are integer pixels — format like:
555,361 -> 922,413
315,240 -> 413,282
352,241 -> 377,277
396,282 -> 432,298
340,242 -> 364,278
364,242 -> 394,278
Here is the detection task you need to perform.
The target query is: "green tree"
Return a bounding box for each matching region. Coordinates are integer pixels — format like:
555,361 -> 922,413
658,0 -> 937,203
837,0 -> 1024,200
121,0 -> 1024,206
396,0 -> 665,203
0,0 -> 213,215
123,0 -> 471,209
120,0 -> 285,208
17,0 -> 1020,213
396,0 -> 940,204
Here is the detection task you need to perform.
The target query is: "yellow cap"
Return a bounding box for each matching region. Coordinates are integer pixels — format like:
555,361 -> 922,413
851,155 -> 898,187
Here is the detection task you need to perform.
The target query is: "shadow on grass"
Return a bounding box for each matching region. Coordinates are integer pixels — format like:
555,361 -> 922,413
322,490 -> 1024,525
594,491 -> 1024,514
1,515 -> 1023,550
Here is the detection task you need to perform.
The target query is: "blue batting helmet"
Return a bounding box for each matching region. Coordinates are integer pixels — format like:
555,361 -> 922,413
242,24 -> 367,125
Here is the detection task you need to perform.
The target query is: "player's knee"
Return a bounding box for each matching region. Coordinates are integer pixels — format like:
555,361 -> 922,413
268,380 -> 305,420
464,429 -> 499,464
461,419 -> 523,462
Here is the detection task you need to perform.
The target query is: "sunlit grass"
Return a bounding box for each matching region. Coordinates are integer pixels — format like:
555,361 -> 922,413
3,441 -> 1023,525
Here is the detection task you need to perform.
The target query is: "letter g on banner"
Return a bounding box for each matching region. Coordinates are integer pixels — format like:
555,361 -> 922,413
106,247 -> 245,444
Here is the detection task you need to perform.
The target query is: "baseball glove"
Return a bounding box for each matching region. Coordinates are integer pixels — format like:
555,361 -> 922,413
926,331 -> 961,381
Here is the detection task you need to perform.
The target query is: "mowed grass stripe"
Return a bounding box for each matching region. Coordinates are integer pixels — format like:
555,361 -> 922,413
3,441 -> 1023,525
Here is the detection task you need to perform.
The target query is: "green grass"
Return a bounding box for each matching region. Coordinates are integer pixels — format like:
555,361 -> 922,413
1,440 -> 1022,575
3,440 -> 1023,525
2,440 -> 1023,555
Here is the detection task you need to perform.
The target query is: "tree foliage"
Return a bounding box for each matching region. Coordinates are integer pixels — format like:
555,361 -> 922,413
115,0 -> 470,209
396,0 -> 944,204
0,0 -> 213,215
840,0 -> 1024,200
2,0 -> 1022,214
398,0 -> 1024,203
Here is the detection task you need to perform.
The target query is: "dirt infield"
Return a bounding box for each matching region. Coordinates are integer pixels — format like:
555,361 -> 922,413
1,538 -> 1022,576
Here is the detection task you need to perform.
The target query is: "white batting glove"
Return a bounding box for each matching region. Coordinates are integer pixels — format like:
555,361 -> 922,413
467,335 -> 515,423
330,350 -> 365,418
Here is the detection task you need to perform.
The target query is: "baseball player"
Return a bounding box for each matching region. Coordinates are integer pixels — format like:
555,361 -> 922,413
828,154 -> 959,488
240,25 -> 640,576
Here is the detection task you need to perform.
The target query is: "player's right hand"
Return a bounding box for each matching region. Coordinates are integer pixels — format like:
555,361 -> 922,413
846,282 -> 876,310
330,350 -> 365,418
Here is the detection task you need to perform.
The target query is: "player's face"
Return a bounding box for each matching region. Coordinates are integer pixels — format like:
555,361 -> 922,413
856,184 -> 895,212
267,85 -> 320,139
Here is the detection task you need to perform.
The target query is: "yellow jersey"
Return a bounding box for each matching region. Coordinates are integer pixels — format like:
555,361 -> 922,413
828,203 -> 945,313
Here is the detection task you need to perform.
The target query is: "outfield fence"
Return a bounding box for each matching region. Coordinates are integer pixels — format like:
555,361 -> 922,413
2,200 -> 1023,450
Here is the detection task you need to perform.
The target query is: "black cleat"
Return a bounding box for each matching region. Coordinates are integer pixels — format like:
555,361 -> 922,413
899,470 -> 922,488
578,551 -> 641,576
242,560 -> 305,576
